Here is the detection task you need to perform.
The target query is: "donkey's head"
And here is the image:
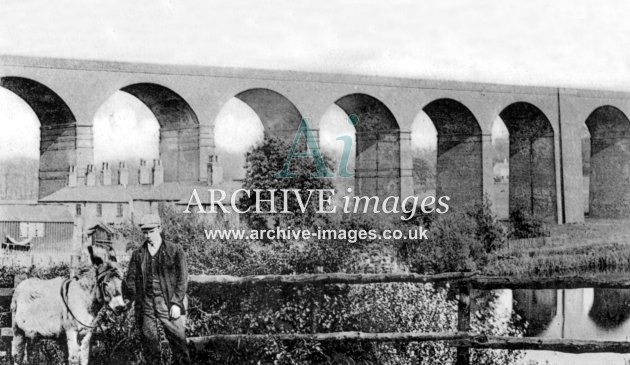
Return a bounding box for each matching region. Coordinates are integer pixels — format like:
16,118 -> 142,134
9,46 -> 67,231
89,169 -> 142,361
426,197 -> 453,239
88,245 -> 127,313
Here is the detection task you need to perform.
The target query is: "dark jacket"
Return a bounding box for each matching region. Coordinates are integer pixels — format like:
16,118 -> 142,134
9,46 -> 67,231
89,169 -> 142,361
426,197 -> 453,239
125,237 -> 188,315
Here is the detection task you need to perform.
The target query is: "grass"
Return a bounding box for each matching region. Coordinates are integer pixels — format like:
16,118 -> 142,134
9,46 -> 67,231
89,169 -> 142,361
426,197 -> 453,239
485,218 -> 630,276
486,242 -> 630,276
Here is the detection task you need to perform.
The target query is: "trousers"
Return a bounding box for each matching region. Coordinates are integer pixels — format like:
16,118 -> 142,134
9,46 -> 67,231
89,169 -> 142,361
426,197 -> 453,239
141,293 -> 191,365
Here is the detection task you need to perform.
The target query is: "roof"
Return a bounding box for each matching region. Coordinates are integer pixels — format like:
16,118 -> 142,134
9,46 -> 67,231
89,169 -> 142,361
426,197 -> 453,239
87,222 -> 115,235
126,182 -> 210,201
40,185 -> 133,203
0,203 -> 74,223
176,181 -> 242,206
39,181 -> 243,204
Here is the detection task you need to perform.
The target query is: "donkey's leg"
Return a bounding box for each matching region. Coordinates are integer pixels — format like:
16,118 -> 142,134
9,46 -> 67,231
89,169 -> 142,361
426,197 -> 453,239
79,332 -> 92,365
10,328 -> 25,365
66,330 -> 81,365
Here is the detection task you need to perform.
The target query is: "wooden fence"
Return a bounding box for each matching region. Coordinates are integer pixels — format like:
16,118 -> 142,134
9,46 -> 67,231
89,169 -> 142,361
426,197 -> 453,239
187,272 -> 630,365
3,272 -> 630,363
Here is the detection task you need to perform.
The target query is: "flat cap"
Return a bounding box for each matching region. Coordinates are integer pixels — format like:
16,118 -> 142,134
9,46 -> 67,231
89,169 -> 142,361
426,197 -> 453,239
139,213 -> 162,230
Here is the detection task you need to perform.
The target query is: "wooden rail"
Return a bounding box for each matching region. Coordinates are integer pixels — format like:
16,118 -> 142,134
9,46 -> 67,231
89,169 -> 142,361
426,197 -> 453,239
187,331 -> 630,354
3,271 -> 630,363
187,271 -> 630,364
187,331 -> 473,349
190,272 -> 630,290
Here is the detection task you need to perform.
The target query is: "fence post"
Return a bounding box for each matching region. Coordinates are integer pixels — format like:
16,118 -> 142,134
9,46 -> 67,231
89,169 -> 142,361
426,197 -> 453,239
455,284 -> 471,365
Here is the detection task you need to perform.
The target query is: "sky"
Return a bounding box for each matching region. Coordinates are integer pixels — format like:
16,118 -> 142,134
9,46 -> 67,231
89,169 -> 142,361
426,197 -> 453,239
0,0 -> 626,162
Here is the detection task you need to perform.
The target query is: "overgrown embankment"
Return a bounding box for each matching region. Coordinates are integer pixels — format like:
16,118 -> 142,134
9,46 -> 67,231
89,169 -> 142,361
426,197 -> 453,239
485,219 -> 630,277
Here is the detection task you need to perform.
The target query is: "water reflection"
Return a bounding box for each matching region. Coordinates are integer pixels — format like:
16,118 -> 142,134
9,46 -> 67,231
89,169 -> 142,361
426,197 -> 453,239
588,289 -> 630,330
511,288 -> 630,339
507,288 -> 630,365
513,289 -> 557,336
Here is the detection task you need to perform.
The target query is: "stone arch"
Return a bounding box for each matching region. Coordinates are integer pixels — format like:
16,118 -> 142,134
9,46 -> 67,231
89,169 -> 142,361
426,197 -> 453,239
119,83 -> 199,182
334,93 -> 401,197
499,102 -> 557,222
422,98 -> 483,210
234,88 -> 303,139
584,105 -> 630,218
0,76 -> 78,198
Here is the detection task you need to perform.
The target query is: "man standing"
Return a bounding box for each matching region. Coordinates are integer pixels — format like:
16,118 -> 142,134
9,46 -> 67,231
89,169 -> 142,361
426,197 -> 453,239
125,213 -> 191,365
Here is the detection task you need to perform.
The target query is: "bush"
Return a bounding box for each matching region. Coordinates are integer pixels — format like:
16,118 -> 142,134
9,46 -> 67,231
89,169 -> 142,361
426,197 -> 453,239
399,198 -> 507,274
237,134 -> 335,232
469,197 -> 507,253
509,207 -> 550,239
9,199 -> 521,364
187,282 -> 523,365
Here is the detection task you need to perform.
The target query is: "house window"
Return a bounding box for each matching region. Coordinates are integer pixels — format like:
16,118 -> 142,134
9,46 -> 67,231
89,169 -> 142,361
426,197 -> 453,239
116,203 -> 123,217
96,203 -> 103,217
76,204 -> 82,217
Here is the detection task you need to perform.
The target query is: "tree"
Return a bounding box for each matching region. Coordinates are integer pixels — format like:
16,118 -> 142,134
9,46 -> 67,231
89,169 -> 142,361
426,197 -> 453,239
238,134 -> 335,231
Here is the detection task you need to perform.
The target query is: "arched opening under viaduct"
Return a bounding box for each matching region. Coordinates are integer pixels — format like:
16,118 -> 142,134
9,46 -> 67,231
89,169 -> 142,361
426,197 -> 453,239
93,91 -> 160,185
213,97 -> 265,181
490,117 -> 510,219
214,88 -> 302,183
234,88 -> 303,140
334,93 -> 402,198
318,104 -> 356,196
409,111 -> 437,202
499,102 -> 557,222
0,84 -> 40,201
422,98 -> 483,210
584,106 -> 630,218
116,83 -> 200,183
579,124 -> 590,216
0,77 -> 78,199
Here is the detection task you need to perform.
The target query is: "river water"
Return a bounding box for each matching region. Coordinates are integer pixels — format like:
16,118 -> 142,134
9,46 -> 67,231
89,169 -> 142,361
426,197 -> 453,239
497,288 -> 630,365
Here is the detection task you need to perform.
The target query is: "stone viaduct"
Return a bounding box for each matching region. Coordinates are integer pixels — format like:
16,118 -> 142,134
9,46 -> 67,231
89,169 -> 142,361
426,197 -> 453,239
1,54 -> 629,224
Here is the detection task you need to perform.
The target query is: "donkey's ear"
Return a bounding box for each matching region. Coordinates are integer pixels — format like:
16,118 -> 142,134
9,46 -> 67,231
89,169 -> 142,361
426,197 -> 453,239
88,245 -> 104,266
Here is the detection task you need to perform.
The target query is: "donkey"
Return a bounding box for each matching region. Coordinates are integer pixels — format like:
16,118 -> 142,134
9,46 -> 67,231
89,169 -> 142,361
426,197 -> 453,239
10,247 -> 127,365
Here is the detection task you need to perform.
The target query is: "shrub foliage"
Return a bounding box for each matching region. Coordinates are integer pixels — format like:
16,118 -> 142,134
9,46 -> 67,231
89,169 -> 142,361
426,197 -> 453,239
398,197 -> 507,274
0,142 -> 524,364
237,134 -> 335,231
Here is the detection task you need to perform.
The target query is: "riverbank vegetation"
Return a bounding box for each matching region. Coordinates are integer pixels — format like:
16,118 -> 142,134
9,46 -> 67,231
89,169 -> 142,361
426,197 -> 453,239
483,213 -> 630,276
487,234 -> 630,277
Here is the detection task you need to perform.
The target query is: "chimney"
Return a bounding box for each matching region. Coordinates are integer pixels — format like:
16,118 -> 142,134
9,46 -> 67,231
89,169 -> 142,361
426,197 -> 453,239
152,159 -> 164,186
68,165 -> 77,187
101,162 -> 112,186
207,155 -> 223,186
86,164 -> 95,186
118,162 -> 129,186
139,159 -> 151,185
